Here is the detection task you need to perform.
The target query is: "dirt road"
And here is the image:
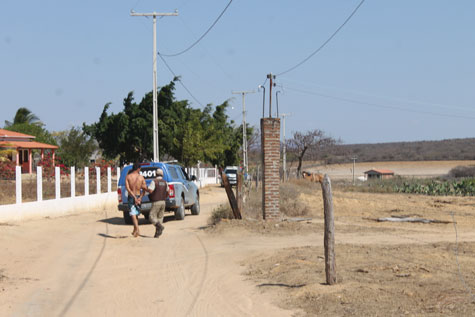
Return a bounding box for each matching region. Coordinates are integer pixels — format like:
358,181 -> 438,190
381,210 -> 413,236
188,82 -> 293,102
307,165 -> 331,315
0,186 -> 295,317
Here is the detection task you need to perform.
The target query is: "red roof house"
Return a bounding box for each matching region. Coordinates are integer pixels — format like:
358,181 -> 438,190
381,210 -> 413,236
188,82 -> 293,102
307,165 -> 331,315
0,129 -> 58,174
364,169 -> 395,180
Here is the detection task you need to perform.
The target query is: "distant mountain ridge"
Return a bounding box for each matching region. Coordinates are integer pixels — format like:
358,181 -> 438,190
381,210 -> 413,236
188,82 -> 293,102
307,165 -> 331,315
332,138 -> 475,163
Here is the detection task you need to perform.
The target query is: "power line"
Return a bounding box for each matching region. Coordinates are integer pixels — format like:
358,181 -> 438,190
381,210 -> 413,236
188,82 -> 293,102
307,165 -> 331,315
160,0 -> 233,57
280,77 -> 475,113
285,86 -> 475,120
158,53 -> 205,107
276,0 -> 366,76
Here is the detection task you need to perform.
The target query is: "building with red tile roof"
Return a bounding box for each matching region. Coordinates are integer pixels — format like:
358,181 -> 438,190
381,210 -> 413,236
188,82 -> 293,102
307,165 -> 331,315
364,169 -> 395,180
0,129 -> 58,174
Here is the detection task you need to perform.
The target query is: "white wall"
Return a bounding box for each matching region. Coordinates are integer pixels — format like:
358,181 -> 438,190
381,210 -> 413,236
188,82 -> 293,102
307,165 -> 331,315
0,192 -> 116,223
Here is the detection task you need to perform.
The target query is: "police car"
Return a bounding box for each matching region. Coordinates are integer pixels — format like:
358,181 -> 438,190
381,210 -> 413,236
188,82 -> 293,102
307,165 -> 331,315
117,162 -> 200,224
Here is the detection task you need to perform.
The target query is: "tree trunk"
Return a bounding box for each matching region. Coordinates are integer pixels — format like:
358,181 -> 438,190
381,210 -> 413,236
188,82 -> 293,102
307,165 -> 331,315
296,146 -> 308,178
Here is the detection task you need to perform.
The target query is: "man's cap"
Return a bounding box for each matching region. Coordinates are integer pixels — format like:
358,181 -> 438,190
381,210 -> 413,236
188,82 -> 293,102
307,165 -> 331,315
156,168 -> 164,177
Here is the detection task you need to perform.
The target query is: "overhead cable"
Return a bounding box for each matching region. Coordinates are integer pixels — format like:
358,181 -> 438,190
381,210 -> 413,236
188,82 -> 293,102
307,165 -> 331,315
285,86 -> 475,120
158,54 -> 205,107
277,0 -> 366,76
160,0 -> 233,57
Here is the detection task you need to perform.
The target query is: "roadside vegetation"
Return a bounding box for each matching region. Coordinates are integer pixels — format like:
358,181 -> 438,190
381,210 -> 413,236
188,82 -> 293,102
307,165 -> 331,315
337,165 -> 475,196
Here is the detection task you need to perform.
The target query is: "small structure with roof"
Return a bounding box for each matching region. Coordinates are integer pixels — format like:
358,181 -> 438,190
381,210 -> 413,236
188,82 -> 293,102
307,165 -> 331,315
364,168 -> 395,180
0,129 -> 58,174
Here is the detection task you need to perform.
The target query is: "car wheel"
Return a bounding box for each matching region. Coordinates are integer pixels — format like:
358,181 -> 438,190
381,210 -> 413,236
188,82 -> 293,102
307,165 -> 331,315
123,210 -> 132,224
191,198 -> 200,215
174,199 -> 185,220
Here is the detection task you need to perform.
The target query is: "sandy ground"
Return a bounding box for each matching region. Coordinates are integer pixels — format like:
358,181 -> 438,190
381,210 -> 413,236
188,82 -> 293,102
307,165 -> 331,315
219,181 -> 475,316
0,186 -> 297,317
2,161 -> 475,316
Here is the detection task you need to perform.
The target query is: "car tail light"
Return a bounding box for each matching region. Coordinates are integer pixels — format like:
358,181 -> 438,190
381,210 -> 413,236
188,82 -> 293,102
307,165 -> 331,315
118,188 -> 122,203
168,184 -> 175,198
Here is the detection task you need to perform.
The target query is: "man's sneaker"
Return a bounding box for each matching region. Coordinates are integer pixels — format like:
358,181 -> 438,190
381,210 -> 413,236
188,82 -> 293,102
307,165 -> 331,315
154,224 -> 164,238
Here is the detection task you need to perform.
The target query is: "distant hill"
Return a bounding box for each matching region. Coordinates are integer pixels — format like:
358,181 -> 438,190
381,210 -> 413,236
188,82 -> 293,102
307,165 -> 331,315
329,138 -> 475,163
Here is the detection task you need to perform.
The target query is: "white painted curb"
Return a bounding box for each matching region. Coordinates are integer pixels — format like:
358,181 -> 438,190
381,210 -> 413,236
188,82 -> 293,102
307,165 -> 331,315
0,193 -> 116,223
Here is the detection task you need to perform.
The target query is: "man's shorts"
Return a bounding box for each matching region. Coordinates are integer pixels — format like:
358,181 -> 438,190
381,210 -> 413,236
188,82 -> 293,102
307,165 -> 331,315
127,195 -> 141,216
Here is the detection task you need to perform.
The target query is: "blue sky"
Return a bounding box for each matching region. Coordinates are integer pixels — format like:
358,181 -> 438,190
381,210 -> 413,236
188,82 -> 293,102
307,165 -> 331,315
2,0 -> 475,144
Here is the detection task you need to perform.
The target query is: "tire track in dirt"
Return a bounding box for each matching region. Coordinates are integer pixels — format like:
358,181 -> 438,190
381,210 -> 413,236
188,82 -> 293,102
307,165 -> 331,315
58,209 -> 110,316
184,233 -> 209,316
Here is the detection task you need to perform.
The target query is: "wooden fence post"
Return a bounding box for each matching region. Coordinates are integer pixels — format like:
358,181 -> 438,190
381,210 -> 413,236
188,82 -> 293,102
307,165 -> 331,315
220,168 -> 242,219
321,174 -> 336,285
236,171 -> 242,213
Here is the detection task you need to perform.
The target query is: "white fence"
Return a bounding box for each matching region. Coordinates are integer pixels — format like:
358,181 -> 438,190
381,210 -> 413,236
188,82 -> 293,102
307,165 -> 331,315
1,165 -> 119,222
1,165 -> 219,222
12,165 -> 120,204
6,165 -> 219,207
187,167 -> 219,187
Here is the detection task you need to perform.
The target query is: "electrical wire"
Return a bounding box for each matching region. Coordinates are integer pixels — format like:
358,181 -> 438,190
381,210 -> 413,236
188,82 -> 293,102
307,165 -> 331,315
285,86 -> 475,120
276,0 -> 366,76
160,0 -> 233,57
158,54 -> 205,107
280,77 -> 475,113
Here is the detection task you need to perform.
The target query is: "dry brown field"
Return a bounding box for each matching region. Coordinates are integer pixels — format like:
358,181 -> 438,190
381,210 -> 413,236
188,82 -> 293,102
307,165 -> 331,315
302,160 -> 475,180
210,168 -> 475,316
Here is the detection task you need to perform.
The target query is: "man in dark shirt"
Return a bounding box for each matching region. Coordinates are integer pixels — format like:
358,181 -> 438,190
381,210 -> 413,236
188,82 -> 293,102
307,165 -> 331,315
147,168 -> 169,238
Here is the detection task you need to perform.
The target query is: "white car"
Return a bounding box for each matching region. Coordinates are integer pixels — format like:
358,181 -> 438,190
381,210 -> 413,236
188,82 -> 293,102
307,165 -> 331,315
221,166 -> 238,187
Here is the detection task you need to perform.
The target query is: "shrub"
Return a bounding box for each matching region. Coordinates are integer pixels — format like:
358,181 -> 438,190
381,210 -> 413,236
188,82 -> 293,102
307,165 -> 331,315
88,159 -> 117,179
448,165 -> 475,178
208,204 -> 234,225
37,152 -> 69,179
0,160 -> 16,180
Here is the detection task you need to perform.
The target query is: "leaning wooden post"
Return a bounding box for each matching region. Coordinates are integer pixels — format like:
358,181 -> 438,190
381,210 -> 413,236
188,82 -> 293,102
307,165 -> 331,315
220,168 -> 242,219
321,174 -> 336,285
236,171 -> 242,213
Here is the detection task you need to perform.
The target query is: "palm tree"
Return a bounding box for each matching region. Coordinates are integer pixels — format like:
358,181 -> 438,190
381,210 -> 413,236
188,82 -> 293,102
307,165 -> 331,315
4,107 -> 43,127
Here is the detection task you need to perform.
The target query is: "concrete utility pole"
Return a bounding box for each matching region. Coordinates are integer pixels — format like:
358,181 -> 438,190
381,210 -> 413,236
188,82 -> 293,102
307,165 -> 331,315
280,113 -> 291,181
352,156 -> 357,185
266,73 -> 276,117
232,90 -> 255,177
130,10 -> 178,162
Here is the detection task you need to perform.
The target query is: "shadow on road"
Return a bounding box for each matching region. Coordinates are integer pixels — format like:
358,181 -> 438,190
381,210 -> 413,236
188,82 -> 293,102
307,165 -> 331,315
98,217 -> 150,226
98,214 -> 186,226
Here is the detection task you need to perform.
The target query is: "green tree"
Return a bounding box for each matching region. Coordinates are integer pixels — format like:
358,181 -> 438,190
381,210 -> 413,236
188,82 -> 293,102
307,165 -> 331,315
55,127 -> 97,168
85,79 -> 250,167
5,107 -> 43,127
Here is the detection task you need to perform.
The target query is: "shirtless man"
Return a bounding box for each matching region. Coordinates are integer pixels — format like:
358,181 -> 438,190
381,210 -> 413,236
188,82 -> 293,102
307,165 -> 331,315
125,162 -> 147,237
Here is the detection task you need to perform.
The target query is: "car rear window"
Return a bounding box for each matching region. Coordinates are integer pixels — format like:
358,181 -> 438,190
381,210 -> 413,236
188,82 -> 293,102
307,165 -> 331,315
168,166 -> 179,180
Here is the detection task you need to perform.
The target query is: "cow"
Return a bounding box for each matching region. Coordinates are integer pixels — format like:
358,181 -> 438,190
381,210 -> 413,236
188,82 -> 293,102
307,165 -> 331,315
302,171 -> 324,183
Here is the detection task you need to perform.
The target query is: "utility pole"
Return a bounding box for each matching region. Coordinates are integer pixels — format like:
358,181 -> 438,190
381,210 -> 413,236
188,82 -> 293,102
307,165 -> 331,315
130,10 -> 178,162
232,90 -> 255,177
281,113 -> 291,181
352,156 -> 357,185
267,73 -> 276,117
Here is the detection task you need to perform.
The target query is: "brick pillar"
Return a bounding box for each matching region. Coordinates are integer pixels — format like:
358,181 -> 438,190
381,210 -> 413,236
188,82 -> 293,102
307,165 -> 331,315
261,117 -> 281,220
